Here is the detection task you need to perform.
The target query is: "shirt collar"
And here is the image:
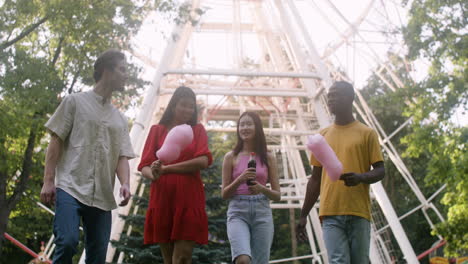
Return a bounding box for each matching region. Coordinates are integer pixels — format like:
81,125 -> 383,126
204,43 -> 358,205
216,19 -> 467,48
333,120 -> 358,129
89,90 -> 110,105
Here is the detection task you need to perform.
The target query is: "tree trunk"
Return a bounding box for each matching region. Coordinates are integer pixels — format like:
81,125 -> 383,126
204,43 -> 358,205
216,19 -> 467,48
0,135 -> 7,256
0,16 -> 49,50
51,36 -> 64,66
0,121 -> 38,256
0,206 -> 11,257
8,122 -> 37,209
289,208 -> 300,264
67,70 -> 80,94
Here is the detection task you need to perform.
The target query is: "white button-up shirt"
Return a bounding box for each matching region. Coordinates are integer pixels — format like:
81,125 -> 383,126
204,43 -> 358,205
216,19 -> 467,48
45,91 -> 135,211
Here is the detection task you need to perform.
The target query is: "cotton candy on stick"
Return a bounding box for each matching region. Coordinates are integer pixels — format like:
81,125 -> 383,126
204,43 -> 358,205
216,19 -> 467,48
156,124 -> 194,164
306,134 -> 343,181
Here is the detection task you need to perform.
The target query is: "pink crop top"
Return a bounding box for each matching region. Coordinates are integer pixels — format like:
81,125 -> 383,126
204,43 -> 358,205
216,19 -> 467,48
232,154 -> 269,195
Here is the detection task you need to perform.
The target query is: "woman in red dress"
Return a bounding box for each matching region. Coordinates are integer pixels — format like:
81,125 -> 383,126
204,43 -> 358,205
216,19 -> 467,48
138,86 -> 212,264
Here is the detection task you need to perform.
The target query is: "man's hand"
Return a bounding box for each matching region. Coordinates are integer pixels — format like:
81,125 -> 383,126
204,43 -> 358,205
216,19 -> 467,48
40,181 -> 56,206
340,172 -> 364,186
296,216 -> 308,242
119,183 -> 131,206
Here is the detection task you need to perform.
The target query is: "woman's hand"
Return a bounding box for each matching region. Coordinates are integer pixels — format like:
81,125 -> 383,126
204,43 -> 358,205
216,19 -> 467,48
236,168 -> 256,184
248,181 -> 266,195
150,160 -> 162,181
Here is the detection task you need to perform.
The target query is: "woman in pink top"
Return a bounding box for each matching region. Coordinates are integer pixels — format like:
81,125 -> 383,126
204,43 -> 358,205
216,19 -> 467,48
221,111 -> 281,264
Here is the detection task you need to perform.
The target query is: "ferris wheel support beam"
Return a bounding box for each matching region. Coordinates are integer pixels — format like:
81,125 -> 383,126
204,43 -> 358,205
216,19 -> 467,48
273,0 -> 330,128
164,69 -> 322,79
322,0 -> 405,89
284,0 -> 334,89
162,87 -> 310,97
89,1 -> 445,263
285,1 -> 422,263
274,0 -> 332,261
316,0 -> 376,59
100,2 -> 201,262
372,183 -> 419,263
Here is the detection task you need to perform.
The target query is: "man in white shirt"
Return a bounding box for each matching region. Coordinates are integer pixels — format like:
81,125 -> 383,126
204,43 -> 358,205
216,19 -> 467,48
40,49 -> 136,264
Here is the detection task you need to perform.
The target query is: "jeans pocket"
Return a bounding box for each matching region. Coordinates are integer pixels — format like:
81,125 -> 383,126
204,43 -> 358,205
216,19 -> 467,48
227,199 -> 241,217
259,198 -> 270,208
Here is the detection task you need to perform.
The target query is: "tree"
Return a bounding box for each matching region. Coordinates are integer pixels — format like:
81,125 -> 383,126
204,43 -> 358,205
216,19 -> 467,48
0,0 -> 150,255
110,131 -> 233,263
0,0 -> 202,258
109,180 -> 164,263
359,53 -> 444,263
401,0 -> 467,256
193,154 -> 231,264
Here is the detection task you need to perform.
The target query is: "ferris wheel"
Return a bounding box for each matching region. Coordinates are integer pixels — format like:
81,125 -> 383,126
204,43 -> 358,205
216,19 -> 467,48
104,0 -> 444,263
19,1 -> 443,263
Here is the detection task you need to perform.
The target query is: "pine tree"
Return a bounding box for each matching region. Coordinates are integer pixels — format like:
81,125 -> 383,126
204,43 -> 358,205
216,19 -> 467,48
111,132 -> 232,263
192,160 -> 231,263
110,180 -> 164,263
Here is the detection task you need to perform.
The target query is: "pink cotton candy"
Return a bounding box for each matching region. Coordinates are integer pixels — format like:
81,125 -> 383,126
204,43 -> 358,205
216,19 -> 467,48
156,124 -> 194,164
307,134 -> 343,181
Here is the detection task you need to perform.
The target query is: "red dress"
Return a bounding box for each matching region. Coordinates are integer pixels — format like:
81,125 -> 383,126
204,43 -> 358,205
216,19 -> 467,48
138,124 -> 213,245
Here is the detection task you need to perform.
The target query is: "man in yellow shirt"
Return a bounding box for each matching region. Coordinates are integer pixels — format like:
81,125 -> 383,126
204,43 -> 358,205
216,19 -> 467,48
297,81 -> 385,264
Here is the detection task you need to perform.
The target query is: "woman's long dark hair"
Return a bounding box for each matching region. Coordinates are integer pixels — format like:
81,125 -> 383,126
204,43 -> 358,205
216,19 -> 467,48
159,86 -> 198,126
233,112 -> 268,167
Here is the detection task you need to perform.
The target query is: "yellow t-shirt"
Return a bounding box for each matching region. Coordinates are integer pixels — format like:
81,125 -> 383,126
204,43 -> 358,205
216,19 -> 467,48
310,121 -> 383,220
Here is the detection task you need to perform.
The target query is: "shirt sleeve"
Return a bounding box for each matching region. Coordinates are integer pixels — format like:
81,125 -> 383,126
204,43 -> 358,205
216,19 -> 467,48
310,154 -> 322,167
137,125 -> 159,171
119,116 -> 136,159
368,130 -> 384,165
193,124 -> 213,166
44,95 -> 76,141
309,129 -> 324,167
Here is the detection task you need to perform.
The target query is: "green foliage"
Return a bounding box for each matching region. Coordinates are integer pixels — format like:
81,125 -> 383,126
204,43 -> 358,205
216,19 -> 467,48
111,133 -> 234,263
269,209 -> 312,264
195,149 -> 231,263
402,0 -> 467,256
110,190 -> 164,263
359,54 -> 442,262
112,129 -> 316,263
357,0 -> 468,258
0,0 -> 149,257
0,0 -> 203,259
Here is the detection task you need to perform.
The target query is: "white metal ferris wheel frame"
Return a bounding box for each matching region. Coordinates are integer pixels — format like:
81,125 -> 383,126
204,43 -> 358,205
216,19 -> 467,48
39,0 -> 444,263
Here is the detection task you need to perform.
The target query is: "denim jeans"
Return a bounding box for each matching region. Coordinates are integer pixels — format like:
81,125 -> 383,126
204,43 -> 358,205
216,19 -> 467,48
322,215 -> 370,264
227,194 -> 274,264
53,188 -> 111,264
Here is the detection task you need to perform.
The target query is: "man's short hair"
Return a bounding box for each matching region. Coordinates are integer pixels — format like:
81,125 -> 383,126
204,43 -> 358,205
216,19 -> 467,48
93,49 -> 125,82
331,81 -> 355,99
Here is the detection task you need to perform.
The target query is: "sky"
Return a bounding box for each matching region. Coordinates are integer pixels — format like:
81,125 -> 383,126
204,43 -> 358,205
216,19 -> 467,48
131,0 -> 409,83
126,0 -> 466,126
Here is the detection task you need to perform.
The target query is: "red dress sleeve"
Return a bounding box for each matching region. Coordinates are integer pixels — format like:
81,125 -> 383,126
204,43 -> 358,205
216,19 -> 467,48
193,124 -> 213,166
138,125 -> 160,171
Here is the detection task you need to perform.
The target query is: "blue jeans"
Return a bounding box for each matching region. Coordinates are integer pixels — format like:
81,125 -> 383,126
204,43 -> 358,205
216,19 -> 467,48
227,194 -> 274,264
322,215 -> 370,264
53,188 -> 111,264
